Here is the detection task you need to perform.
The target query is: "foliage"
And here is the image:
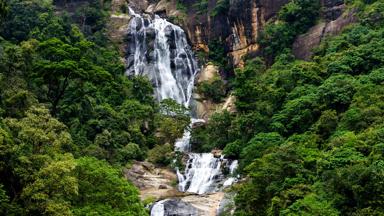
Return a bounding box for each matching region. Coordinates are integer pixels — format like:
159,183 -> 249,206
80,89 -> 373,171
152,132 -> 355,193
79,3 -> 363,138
197,78 -> 226,103
1,0 -> 384,215
147,144 -> 174,166
192,1 -> 384,215
210,0 -> 230,17
156,99 -> 190,145
72,157 -> 146,215
208,39 -> 228,71
0,0 -> 166,214
191,111 -> 234,152
0,0 -> 7,22
258,0 -> 320,63
193,0 -> 209,15
176,0 -> 188,14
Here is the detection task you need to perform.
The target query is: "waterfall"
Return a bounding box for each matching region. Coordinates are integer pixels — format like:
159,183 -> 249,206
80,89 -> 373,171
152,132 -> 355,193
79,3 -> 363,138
174,118 -> 205,152
126,7 -> 238,215
177,155 -> 239,194
151,200 -> 166,216
177,153 -> 223,194
126,7 -> 197,107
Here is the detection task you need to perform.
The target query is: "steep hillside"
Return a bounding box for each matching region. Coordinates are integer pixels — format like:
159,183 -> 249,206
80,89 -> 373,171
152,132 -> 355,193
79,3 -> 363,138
1,0 -> 384,215
191,0 -> 384,215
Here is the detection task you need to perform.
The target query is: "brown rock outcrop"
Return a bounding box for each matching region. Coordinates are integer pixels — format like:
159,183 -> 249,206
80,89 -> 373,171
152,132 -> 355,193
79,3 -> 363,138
180,0 -> 290,66
123,161 -> 181,200
293,10 -> 357,60
127,0 -> 290,67
193,63 -> 236,120
293,0 -> 357,60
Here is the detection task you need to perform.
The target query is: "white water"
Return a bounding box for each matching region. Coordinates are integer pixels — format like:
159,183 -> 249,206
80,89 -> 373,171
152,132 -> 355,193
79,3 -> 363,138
151,200 -> 166,216
223,160 -> 239,187
177,155 -> 239,194
126,8 -> 197,107
177,153 -> 223,194
174,118 -> 205,152
126,7 -> 238,215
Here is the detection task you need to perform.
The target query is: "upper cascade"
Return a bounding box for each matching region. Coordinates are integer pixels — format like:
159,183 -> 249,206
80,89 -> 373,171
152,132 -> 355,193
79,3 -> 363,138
125,8 -> 198,107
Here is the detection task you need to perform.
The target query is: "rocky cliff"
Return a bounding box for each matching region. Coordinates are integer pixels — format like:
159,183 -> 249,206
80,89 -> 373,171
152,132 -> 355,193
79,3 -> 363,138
118,0 -> 356,66
57,0 -> 356,67
140,0 -> 290,66
106,0 -> 356,119
292,0 -> 357,60
176,0 -> 290,66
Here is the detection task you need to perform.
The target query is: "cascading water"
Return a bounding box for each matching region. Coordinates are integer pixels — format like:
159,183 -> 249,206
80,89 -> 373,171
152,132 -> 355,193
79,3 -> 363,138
177,154 -> 223,194
126,7 -> 196,107
126,7 -> 238,215
174,118 -> 205,152
151,200 -> 166,216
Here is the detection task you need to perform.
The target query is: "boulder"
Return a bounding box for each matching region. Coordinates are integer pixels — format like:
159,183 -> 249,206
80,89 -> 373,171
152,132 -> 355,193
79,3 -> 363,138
197,63 -> 220,83
152,199 -> 199,216
212,149 -> 222,158
159,184 -> 168,189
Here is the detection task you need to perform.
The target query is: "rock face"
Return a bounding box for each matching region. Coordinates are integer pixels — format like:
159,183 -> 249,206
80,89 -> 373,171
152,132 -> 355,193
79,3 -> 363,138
293,1 -> 357,60
105,0 -> 360,70
193,63 -> 236,120
164,199 -> 199,215
126,0 -> 290,66
171,0 -> 290,66
123,0 -> 357,66
151,193 -> 224,216
193,63 -> 220,119
107,0 -> 133,55
123,161 -> 181,200
181,192 -> 225,216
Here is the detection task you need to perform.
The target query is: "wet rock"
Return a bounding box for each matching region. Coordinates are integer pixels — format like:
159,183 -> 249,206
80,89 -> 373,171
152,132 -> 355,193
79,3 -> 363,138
165,199 -> 199,216
212,149 -> 222,158
191,120 -> 206,129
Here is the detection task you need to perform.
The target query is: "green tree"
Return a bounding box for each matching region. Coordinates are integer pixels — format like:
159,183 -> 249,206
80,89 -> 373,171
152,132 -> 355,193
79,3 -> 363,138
71,157 -> 146,215
21,154 -> 77,216
0,0 -> 7,23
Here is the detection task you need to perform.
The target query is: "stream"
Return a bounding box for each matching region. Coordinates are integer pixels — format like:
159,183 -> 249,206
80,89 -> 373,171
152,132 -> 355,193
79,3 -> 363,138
126,8 -> 238,216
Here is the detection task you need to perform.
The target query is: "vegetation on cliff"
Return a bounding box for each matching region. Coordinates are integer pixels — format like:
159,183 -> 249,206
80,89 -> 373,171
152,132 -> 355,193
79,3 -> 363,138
192,0 -> 384,215
1,0 -> 384,215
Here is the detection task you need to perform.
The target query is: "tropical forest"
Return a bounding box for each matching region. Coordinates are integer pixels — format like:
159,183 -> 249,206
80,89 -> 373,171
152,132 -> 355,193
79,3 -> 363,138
0,0 -> 383,215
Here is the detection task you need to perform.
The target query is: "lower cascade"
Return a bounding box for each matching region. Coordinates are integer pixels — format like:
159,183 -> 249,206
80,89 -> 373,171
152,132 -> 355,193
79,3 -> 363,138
177,153 -> 223,194
177,154 -> 238,194
126,8 -> 238,216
